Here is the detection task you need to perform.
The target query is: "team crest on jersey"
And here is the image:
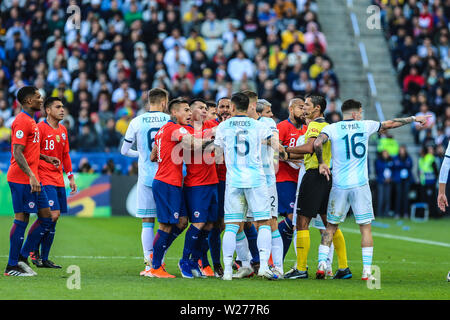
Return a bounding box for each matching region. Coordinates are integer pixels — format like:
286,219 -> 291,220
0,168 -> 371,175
49,200 -> 54,206
179,127 -> 188,134
194,211 -> 200,218
174,212 -> 179,219
16,130 -> 24,139
290,202 -> 295,208
56,135 -> 60,143
28,202 -> 35,209
62,133 -> 66,140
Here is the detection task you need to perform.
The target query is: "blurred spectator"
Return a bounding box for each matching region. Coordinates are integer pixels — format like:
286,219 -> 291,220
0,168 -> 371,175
102,159 -> 119,175
103,118 -> 123,152
77,124 -> 103,152
375,150 -> 394,217
418,146 -> 438,216
377,131 -> 399,157
78,157 -> 94,173
0,117 -> 11,151
392,145 -> 413,218
128,161 -> 139,176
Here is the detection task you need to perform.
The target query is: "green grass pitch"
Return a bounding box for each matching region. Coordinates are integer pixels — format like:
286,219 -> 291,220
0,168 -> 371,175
0,216 -> 449,300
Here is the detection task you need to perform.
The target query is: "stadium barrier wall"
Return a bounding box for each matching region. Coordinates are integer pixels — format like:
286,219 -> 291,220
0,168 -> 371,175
0,173 -> 111,217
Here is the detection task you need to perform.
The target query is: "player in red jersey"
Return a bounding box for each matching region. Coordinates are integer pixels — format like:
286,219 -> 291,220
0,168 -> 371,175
276,97 -> 308,261
5,86 -> 60,276
178,98 -> 218,278
149,98 -> 213,278
202,97 -> 233,277
28,97 -> 77,269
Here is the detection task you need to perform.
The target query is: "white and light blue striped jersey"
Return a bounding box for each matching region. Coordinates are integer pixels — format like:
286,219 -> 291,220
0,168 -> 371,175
321,120 -> 381,189
259,116 -> 278,186
445,142 -> 450,157
214,115 -> 272,188
124,111 -> 170,186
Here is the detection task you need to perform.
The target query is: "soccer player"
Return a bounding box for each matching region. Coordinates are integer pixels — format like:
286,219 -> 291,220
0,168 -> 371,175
276,98 -> 307,260
121,88 -> 170,276
179,98 -> 218,278
206,101 -> 217,121
256,99 -> 284,276
284,95 -> 350,279
149,98 -> 212,278
232,90 -> 261,275
5,86 -> 60,276
313,99 -> 430,280
203,97 -> 233,277
30,97 -> 77,269
437,141 -> 450,212
214,92 -> 277,280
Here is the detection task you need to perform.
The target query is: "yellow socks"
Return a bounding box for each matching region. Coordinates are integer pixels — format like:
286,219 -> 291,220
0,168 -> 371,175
296,230 -> 310,271
333,229 -> 348,269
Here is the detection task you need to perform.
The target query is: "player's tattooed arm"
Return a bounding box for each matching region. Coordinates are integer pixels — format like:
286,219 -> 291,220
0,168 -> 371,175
181,134 -> 214,150
13,144 -> 40,192
381,115 -> 431,130
214,145 -> 224,164
313,133 -> 329,165
150,145 -> 158,162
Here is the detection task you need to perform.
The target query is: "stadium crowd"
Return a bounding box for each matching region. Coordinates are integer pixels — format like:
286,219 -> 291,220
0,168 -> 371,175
0,0 -> 341,153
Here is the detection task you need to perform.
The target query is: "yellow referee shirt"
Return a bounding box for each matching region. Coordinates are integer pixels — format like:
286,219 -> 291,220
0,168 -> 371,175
304,118 -> 331,170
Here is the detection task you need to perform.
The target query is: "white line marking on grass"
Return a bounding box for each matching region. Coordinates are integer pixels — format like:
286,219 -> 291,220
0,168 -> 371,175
340,228 -> 450,248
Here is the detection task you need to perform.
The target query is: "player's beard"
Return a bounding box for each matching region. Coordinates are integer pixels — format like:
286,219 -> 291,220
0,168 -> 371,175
294,115 -> 305,126
219,112 -> 231,122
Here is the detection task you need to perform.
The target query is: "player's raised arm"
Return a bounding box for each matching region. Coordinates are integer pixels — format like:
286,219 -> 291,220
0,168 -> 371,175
380,115 -> 431,130
13,144 -> 40,192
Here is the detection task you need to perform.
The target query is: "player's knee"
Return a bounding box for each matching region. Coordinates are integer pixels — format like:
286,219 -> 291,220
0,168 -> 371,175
192,222 -> 205,230
51,211 -> 60,222
177,217 -> 188,230
297,216 -> 310,230
38,207 -> 52,219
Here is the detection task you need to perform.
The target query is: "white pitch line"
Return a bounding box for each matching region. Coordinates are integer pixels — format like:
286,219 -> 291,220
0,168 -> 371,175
340,228 -> 450,248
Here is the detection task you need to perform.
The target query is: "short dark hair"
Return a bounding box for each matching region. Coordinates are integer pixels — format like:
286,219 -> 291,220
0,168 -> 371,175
44,97 -> 63,109
217,97 -> 230,104
241,90 -> 258,103
206,101 -> 216,109
189,98 -> 207,108
341,99 -> 362,114
231,93 -> 249,112
168,97 -> 189,113
17,86 -> 39,105
307,94 -> 327,114
148,88 -> 168,105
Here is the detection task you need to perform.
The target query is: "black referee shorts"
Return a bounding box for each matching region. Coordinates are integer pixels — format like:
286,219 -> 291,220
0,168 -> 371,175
296,168 -> 332,218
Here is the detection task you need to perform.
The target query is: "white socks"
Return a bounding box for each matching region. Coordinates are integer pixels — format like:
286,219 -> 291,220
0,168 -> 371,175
271,229 -> 283,270
223,224 -> 239,274
362,247 -> 373,273
257,225 -> 272,271
142,222 -> 154,262
327,243 -> 334,269
236,231 -> 251,268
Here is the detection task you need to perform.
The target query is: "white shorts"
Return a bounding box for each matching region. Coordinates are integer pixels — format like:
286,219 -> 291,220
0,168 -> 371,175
136,181 -> 157,218
327,184 -> 374,225
225,184 -> 270,223
247,183 -> 278,221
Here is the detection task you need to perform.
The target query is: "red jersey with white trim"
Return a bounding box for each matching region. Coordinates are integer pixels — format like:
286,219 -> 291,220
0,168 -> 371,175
276,119 -> 308,183
154,121 -> 190,187
183,125 -> 218,187
204,118 -> 226,181
7,111 -> 41,184
37,120 -> 72,187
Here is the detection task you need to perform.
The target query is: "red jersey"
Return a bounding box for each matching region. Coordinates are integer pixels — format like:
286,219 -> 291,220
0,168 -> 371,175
204,118 -> 227,181
183,125 -> 218,187
37,120 -> 72,187
276,119 -> 308,183
7,111 -> 41,184
154,121 -> 190,187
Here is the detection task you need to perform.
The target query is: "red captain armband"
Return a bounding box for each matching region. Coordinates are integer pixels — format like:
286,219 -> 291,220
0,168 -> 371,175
67,172 -> 74,179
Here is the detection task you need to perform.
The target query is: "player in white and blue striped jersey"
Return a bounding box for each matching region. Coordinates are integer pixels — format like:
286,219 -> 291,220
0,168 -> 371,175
214,93 -> 278,280
121,88 -> 170,276
313,99 -> 430,280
